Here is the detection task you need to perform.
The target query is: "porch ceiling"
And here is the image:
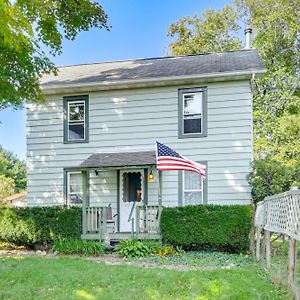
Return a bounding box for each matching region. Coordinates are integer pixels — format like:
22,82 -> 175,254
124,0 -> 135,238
79,151 -> 156,169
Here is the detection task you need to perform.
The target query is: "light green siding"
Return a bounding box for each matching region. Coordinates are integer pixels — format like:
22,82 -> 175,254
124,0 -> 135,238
27,80 -> 253,206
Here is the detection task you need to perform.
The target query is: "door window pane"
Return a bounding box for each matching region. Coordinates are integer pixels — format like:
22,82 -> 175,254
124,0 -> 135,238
123,172 -> 142,202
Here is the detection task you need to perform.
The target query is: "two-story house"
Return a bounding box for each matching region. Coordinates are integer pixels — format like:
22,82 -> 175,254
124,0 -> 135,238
27,49 -> 266,240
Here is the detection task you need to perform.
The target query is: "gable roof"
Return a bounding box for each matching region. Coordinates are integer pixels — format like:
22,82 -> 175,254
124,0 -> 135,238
41,49 -> 266,94
79,151 -> 156,169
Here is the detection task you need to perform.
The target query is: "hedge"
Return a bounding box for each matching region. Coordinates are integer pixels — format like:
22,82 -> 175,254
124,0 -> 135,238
0,206 -> 81,247
160,205 -> 253,253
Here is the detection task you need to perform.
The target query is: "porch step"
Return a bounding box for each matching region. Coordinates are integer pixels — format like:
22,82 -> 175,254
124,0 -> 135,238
81,232 -> 161,241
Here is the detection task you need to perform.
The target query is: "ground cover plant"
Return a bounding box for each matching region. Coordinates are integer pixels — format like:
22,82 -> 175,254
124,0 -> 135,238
129,251 -> 253,268
115,239 -> 182,258
52,239 -> 105,256
0,256 -> 289,299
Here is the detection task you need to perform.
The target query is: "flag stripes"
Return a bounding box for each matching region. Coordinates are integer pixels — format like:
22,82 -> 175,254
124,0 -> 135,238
156,142 -> 206,179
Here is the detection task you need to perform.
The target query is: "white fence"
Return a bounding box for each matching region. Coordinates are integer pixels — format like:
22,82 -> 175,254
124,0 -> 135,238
254,188 -> 299,299
255,189 -> 300,241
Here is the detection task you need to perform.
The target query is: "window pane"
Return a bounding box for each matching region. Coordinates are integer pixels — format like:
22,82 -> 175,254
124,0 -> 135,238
184,93 -> 202,115
184,171 -> 202,190
123,172 -> 142,202
69,173 -> 82,193
69,123 -> 84,140
184,118 -> 201,134
184,191 -> 202,205
69,193 -> 82,205
69,103 -> 84,121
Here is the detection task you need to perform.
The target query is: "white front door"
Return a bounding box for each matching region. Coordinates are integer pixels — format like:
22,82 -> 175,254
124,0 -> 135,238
119,170 -> 144,232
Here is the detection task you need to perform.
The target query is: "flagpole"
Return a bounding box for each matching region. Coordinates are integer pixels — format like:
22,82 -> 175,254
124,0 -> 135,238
158,170 -> 162,208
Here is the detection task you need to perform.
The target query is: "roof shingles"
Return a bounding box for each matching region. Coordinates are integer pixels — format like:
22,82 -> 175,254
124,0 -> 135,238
41,49 -> 265,88
79,151 -> 156,169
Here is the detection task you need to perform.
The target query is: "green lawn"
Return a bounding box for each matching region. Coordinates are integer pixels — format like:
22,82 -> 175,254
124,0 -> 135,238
0,255 -> 289,300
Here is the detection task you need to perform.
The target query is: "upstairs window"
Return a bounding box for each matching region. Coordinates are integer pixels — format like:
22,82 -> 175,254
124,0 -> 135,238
179,87 -> 207,138
64,95 -> 89,143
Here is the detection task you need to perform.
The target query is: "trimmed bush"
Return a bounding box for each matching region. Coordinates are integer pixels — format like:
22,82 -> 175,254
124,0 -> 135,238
160,205 -> 253,253
0,206 -> 81,247
52,238 -> 105,256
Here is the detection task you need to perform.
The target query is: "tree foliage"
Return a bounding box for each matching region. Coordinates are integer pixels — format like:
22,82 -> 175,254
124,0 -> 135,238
0,0 -> 109,109
0,175 -> 15,200
0,146 -> 26,193
168,0 -> 300,200
168,5 -> 242,55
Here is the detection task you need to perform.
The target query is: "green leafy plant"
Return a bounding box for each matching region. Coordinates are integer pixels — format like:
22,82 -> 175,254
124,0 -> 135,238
115,240 -> 151,258
0,206 -> 81,247
52,239 -> 105,256
160,205 -> 253,253
152,245 -> 178,256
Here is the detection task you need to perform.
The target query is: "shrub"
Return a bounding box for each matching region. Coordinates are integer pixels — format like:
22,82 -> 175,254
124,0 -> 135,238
247,158 -> 296,203
52,238 -> 105,256
160,205 -> 253,253
115,240 -> 151,258
0,206 -> 81,247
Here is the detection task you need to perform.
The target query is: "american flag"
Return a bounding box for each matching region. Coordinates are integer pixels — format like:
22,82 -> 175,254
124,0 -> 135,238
156,141 -> 206,179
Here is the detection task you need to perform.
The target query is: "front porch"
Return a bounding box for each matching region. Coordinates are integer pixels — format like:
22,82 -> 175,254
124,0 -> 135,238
81,205 -> 162,241
78,150 -> 163,242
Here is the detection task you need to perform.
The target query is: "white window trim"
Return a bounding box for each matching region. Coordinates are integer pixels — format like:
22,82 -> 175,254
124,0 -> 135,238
120,169 -> 144,203
178,87 -> 207,139
182,91 -> 203,135
67,100 -> 86,141
182,171 -> 204,206
67,171 -> 83,207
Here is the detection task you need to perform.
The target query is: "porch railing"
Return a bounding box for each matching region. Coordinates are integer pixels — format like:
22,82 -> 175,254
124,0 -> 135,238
135,205 -> 162,235
84,206 -> 106,233
83,205 -> 162,239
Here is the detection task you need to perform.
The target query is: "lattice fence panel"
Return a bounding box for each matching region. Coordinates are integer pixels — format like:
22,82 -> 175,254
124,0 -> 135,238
254,189 -> 300,241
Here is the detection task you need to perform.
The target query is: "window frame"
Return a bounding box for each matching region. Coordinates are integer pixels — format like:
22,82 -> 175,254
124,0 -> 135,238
63,95 -> 89,143
65,170 -> 83,207
178,87 -> 207,138
178,161 -> 208,206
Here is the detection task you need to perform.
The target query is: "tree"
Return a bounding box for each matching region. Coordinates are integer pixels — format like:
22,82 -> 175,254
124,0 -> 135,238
0,0 -> 109,109
0,175 -> 15,201
168,4 -> 242,55
168,0 -> 300,199
0,146 -> 26,192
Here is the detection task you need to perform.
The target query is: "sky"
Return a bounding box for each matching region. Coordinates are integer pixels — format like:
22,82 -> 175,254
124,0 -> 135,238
0,0 -> 230,160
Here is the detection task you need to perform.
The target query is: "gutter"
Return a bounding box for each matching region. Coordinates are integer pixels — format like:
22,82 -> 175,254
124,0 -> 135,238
41,68 -> 267,95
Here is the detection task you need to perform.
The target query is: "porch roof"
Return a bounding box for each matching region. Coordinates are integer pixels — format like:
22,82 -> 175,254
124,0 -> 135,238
79,151 -> 156,169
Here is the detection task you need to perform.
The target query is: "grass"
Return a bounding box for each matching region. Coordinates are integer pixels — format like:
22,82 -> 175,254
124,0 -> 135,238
0,255 -> 289,300
268,238 -> 300,287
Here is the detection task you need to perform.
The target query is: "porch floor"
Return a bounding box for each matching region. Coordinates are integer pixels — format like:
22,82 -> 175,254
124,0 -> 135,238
81,232 -> 161,241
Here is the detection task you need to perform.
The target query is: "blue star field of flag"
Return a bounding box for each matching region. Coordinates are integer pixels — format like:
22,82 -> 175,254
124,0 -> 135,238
156,142 -> 182,158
